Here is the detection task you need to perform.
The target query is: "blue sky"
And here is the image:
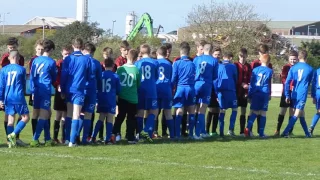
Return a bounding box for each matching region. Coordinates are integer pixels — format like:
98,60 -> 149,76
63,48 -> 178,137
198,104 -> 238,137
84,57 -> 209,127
1,0 -> 318,37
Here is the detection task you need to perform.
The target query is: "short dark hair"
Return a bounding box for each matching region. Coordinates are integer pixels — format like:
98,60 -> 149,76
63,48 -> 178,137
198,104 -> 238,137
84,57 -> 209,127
164,43 -> 172,50
84,42 -> 96,54
151,50 -> 157,59
43,39 -> 55,52
180,41 -> 190,55
258,44 -> 269,54
289,50 -> 298,57
128,49 -> 138,61
196,40 -> 207,47
103,47 -> 113,53
7,37 -> 18,46
157,46 -> 167,57
213,46 -> 221,52
120,40 -> 130,49
239,48 -> 248,56
104,57 -> 114,68
62,45 -> 73,52
223,51 -> 233,59
299,50 -> 308,59
72,38 -> 84,49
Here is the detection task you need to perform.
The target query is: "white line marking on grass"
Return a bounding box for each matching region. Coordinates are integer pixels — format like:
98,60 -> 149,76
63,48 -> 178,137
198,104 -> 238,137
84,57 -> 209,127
0,149 -> 317,177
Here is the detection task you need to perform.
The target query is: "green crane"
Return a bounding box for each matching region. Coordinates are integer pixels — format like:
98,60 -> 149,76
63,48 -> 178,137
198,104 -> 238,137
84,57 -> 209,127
126,13 -> 154,41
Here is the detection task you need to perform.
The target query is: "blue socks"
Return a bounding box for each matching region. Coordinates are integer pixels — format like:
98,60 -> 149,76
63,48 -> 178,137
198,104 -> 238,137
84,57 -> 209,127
65,117 -> 72,142
175,115 -> 182,138
14,121 -> 26,135
7,126 -> 14,135
33,119 -> 46,140
229,111 -> 237,131
70,119 -> 79,144
82,119 -> 91,143
247,113 -> 257,130
300,117 -> 310,136
44,120 -> 51,141
92,120 -> 103,139
166,119 -> 174,138
106,122 -> 113,141
144,114 -> 155,137
259,116 -> 266,137
136,117 -> 143,134
219,113 -> 225,136
189,114 -> 195,137
283,116 -> 298,135
311,113 -> 320,128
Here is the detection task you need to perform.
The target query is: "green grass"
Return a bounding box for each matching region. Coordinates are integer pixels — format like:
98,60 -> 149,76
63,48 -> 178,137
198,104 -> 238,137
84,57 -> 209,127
0,98 -> 320,179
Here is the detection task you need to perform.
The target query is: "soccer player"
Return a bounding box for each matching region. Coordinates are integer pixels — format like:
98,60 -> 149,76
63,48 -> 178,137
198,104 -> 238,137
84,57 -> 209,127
250,44 -> 273,135
214,52 -> 238,137
91,58 -> 120,144
60,38 -> 91,147
281,50 -> 313,138
79,42 -> 102,144
171,42 -> 196,139
234,48 -> 252,136
113,49 -> 140,144
155,45 -> 174,138
30,39 -> 57,147
274,51 -> 298,136
244,54 -> 273,137
193,43 -> 218,138
207,47 -> 222,136
53,45 -> 72,143
309,67 -> 320,135
0,50 -> 29,148
135,44 -> 158,142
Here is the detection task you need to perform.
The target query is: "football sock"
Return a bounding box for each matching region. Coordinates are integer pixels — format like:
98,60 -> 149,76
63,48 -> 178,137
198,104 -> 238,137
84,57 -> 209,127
70,119 -> 79,144
300,117 -> 310,136
175,115 -> 182,138
53,120 -> 60,140
31,118 -> 37,135
181,114 -> 187,134
44,120 -> 51,141
256,115 -> 261,133
106,122 -> 113,141
212,113 -> 219,133
14,121 -> 26,135
82,119 -> 91,142
65,117 -> 72,142
259,116 -> 267,137
4,121 -> 7,135
77,115 -> 84,137
247,113 -> 257,130
206,112 -> 213,133
239,115 -> 246,134
33,119 -> 46,140
136,117 -> 143,134
219,113 -> 225,136
283,116 -> 297,135
229,111 -> 237,131
161,113 -> 167,136
61,121 -> 66,141
16,118 -> 21,139
92,120 -> 103,139
7,125 -> 14,135
276,114 -> 285,132
144,114 -> 155,137
311,113 -> 320,128
195,114 -> 201,137
288,116 -> 294,134
166,119 -> 174,138
198,113 -> 206,135
188,114 -> 195,137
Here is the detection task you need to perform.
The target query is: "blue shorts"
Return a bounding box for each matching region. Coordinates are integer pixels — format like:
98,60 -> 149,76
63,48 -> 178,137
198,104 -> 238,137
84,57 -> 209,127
291,99 -> 306,110
195,82 -> 212,104
82,93 -> 97,113
97,105 -> 116,114
137,95 -> 158,110
68,93 -> 85,106
173,86 -> 196,108
218,91 -> 237,109
33,93 -> 51,110
5,104 -> 29,116
250,93 -> 269,111
157,98 -> 172,109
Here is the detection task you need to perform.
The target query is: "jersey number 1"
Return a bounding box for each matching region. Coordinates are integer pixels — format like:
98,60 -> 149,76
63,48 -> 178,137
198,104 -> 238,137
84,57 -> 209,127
7,71 -> 17,86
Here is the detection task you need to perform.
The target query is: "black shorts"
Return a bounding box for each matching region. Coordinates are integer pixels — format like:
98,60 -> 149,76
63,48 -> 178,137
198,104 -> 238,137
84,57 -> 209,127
237,95 -> 248,108
54,90 -> 67,111
280,93 -> 290,108
208,91 -> 219,108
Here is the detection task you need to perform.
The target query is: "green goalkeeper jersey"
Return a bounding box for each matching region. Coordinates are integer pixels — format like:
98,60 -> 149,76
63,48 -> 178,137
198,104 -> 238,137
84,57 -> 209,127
116,64 -> 141,104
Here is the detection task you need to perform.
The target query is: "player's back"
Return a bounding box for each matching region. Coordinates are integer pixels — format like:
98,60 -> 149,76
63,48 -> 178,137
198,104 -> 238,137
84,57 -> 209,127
135,57 -> 158,98
249,66 -> 273,95
30,56 -> 56,94
216,61 -> 237,91
289,62 -> 313,100
156,58 -> 172,98
194,55 -> 219,83
117,64 -> 140,104
98,70 -> 120,107
312,68 -> 320,98
172,57 -> 196,87
86,56 -> 102,94
0,64 -> 26,104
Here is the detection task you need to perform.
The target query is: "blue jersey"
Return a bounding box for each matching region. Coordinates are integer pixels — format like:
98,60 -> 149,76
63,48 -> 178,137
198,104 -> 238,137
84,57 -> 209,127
214,60 -> 237,92
98,70 -> 121,107
0,64 -> 27,105
60,51 -> 91,95
135,57 -> 158,98
85,55 -> 102,95
193,55 -> 219,84
30,56 -> 57,95
311,68 -> 320,98
248,66 -> 273,98
172,56 -> 196,87
285,62 -> 313,100
156,58 -> 172,98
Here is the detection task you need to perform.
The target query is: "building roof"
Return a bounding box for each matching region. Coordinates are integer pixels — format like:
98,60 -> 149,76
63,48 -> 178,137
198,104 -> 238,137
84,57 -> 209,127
266,21 -> 319,29
24,16 -> 77,27
2,25 -> 43,33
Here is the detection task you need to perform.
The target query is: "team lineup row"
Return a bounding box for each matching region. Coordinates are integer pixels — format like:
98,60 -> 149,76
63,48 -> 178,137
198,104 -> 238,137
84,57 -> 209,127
0,37 -> 320,148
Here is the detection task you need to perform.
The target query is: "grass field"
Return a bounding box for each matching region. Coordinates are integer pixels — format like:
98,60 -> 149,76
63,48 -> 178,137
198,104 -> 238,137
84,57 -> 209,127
0,98 -> 320,179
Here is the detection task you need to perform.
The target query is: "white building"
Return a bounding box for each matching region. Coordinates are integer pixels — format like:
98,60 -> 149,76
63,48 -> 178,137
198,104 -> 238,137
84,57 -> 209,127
24,16 -> 77,27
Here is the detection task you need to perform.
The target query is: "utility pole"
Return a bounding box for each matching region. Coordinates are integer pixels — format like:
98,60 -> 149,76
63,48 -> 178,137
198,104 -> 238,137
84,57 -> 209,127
1,12 -> 10,34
